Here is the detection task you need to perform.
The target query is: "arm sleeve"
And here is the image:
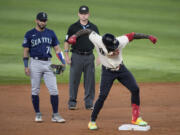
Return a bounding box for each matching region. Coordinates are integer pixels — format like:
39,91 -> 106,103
22,32 -> 31,48
52,31 -> 60,46
116,35 -> 129,48
89,31 -> 102,48
89,31 -> 108,54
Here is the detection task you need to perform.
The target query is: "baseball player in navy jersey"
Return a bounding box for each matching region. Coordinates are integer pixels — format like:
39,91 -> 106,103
22,12 -> 66,123
68,29 -> 157,130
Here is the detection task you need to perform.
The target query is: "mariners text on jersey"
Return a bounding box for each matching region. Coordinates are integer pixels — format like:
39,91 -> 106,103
22,28 -> 60,58
31,37 -> 52,47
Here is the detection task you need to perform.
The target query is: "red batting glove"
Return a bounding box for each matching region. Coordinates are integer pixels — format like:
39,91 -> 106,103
149,35 -> 157,44
68,35 -> 77,45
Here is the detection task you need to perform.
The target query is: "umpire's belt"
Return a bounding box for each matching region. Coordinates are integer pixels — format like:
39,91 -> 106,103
32,57 -> 50,61
72,50 -> 92,55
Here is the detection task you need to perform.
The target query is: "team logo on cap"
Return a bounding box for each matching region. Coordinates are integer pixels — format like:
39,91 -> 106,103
82,7 -> 86,10
113,39 -> 118,44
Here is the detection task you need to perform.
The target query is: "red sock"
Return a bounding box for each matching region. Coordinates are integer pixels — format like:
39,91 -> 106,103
132,104 -> 140,121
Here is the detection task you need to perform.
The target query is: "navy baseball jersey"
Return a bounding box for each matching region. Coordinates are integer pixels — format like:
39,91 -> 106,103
22,28 -> 60,58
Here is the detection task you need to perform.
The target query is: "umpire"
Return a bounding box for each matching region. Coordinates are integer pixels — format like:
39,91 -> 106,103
64,5 -> 99,110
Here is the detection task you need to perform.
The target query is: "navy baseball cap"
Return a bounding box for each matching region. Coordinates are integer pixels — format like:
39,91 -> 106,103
79,5 -> 89,14
36,12 -> 48,21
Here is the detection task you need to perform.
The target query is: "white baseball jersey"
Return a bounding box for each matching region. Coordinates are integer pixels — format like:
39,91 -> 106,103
89,31 -> 129,69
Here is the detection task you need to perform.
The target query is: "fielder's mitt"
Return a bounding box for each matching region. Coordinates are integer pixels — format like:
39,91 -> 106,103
50,64 -> 65,75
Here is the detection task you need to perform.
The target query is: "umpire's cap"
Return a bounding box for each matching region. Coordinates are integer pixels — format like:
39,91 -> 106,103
36,12 -> 48,22
79,5 -> 89,14
102,33 -> 119,52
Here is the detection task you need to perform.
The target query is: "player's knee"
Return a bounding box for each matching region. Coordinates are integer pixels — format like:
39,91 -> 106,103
32,89 -> 40,95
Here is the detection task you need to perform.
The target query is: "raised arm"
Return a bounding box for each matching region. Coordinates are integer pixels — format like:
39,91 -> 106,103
68,29 -> 93,44
76,29 -> 92,37
125,32 -> 157,44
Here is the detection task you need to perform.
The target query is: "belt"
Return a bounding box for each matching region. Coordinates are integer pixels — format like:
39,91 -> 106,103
32,57 -> 50,61
72,50 -> 92,55
104,63 -> 123,71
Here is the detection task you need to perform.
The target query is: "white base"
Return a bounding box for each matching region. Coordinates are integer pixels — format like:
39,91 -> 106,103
118,124 -> 151,131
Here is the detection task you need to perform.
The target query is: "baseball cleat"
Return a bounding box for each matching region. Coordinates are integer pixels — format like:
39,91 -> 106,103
131,117 -> 148,126
88,121 -> 98,130
35,112 -> 43,122
51,113 -> 66,123
86,106 -> 94,110
69,106 -> 77,110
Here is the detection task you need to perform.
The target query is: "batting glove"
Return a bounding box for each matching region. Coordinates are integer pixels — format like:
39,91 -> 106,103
68,35 -> 77,45
149,35 -> 157,44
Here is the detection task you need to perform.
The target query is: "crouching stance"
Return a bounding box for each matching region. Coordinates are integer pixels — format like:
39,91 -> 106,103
68,29 -> 157,130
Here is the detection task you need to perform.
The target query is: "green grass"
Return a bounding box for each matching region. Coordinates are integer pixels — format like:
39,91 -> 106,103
0,0 -> 180,84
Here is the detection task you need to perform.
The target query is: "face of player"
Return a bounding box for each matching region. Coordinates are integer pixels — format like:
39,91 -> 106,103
78,13 -> 89,23
112,48 -> 120,55
108,48 -> 120,56
36,19 -> 47,31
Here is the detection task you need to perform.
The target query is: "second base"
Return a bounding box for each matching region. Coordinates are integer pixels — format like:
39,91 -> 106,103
118,124 -> 151,131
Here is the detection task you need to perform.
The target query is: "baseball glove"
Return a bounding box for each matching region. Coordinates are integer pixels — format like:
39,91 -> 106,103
50,64 -> 65,75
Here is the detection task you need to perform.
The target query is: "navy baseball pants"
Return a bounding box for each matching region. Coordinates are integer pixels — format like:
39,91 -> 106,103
91,64 -> 140,121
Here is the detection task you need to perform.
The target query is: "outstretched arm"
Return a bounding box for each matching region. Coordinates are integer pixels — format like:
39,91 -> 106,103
68,29 -> 93,44
76,29 -> 92,38
126,32 -> 157,44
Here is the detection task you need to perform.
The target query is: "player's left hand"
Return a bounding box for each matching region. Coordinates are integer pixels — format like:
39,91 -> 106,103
149,35 -> 157,44
68,35 -> 77,45
50,64 -> 65,75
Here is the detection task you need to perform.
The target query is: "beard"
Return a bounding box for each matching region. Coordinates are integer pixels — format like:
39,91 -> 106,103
37,23 -> 46,30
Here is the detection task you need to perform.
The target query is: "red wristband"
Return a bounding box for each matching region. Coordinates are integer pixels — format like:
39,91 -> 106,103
125,32 -> 135,41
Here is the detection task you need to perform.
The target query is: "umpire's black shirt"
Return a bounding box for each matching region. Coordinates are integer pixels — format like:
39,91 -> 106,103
65,20 -> 99,53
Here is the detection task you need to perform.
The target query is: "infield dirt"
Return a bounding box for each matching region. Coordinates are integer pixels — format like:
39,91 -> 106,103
0,83 -> 180,135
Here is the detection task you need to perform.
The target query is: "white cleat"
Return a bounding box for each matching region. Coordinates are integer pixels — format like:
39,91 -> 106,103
51,113 -> 66,123
35,112 -> 43,122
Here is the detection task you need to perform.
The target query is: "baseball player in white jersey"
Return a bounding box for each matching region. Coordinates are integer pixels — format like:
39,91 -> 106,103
68,29 -> 157,130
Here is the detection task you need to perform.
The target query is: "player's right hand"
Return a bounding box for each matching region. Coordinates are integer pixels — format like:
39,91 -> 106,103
68,35 -> 77,45
149,35 -> 157,44
25,67 -> 30,76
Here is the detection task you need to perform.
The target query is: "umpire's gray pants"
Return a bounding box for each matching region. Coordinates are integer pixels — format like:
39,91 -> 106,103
68,53 -> 95,108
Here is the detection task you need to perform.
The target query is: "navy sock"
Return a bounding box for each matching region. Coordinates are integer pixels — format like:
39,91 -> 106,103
32,95 -> 40,113
50,95 -> 59,113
